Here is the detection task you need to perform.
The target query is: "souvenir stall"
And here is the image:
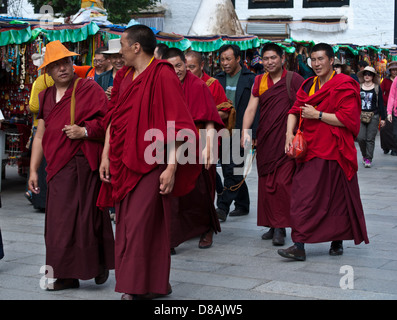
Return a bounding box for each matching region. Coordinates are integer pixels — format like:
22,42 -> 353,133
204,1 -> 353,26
0,18 -> 99,187
0,19 -> 36,183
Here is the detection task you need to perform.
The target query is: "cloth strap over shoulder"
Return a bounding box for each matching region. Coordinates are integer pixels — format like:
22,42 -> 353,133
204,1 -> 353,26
70,77 -> 82,125
285,71 -> 294,105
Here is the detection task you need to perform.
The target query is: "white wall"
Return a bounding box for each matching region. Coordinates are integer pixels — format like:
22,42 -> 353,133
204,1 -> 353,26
161,0 -> 201,35
236,0 -> 395,46
8,0 -> 395,46
160,0 -> 394,45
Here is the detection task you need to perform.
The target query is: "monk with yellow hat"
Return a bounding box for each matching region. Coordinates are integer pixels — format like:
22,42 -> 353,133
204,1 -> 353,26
29,40 -> 115,291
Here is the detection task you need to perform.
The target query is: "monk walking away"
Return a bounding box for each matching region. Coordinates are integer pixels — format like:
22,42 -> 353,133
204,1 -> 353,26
164,48 -> 224,253
241,43 -> 304,246
97,25 -> 201,300
278,43 -> 369,261
28,40 -> 115,290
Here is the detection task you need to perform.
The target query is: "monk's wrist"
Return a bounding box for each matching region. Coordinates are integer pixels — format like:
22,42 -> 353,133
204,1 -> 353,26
166,163 -> 177,174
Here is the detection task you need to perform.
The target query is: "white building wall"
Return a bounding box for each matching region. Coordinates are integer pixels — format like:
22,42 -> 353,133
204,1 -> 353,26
161,0 -> 201,35
6,0 -> 395,46
236,0 -> 395,46
160,0 -> 394,45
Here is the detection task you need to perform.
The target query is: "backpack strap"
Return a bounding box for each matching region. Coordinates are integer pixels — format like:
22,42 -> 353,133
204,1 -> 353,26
85,66 -> 93,78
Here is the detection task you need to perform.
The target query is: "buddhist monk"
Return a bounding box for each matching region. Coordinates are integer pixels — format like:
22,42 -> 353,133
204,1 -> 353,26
241,43 -> 304,246
164,48 -> 224,251
28,40 -> 115,291
278,43 -> 369,261
97,25 -> 201,300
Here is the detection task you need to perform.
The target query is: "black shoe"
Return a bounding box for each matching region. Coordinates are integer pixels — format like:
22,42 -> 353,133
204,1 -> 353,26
95,269 -> 109,285
272,228 -> 285,246
383,149 -> 390,154
261,228 -> 274,240
216,208 -> 228,222
170,248 -> 176,255
46,278 -> 80,291
391,151 -> 397,156
229,208 -> 249,217
329,241 -> 343,256
278,245 -> 306,261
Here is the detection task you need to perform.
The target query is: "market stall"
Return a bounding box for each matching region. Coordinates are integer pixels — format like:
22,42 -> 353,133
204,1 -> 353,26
0,17 -> 99,188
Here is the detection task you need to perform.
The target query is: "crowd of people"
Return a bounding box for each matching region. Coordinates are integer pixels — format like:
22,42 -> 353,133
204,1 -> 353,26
1,24 -> 397,300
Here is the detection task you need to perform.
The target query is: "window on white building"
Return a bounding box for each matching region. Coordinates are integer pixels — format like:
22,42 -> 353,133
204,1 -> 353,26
0,0 -> 7,14
302,0 -> 350,8
248,0 -> 294,9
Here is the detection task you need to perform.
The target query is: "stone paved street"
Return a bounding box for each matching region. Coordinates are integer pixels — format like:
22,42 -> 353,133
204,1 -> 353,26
0,136 -> 396,300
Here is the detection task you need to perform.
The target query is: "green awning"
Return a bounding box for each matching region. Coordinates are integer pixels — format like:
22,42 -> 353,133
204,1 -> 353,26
33,22 -> 99,43
222,35 -> 261,51
184,36 -> 224,52
156,34 -> 192,51
0,26 -> 32,46
0,21 -> 99,45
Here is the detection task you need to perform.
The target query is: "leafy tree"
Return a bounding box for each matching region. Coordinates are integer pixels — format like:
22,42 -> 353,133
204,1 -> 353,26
28,0 -> 159,24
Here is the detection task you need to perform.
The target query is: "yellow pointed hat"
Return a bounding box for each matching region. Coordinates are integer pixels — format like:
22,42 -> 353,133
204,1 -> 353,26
38,40 -> 79,70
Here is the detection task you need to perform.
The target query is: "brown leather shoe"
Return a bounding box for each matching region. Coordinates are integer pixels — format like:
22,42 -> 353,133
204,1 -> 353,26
199,230 -> 213,249
277,245 -> 306,261
261,228 -> 274,240
121,293 -> 140,300
46,278 -> 80,291
272,228 -> 285,246
95,269 -> 109,285
138,283 -> 172,300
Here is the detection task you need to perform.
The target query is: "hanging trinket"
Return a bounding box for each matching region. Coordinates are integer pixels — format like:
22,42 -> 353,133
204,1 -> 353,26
19,45 -> 27,89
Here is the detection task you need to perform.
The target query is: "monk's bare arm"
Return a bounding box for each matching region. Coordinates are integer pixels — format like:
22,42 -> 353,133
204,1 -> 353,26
203,121 -> 215,170
28,119 -> 45,194
99,124 -> 111,183
218,110 -> 229,121
301,104 -> 345,127
285,113 -> 298,153
241,92 -> 259,148
160,141 -> 182,195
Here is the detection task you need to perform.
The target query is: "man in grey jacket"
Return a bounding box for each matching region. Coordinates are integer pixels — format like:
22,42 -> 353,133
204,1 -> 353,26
215,44 -> 257,222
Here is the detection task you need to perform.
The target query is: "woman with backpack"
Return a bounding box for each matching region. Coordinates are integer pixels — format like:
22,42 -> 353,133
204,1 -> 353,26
357,66 -> 386,168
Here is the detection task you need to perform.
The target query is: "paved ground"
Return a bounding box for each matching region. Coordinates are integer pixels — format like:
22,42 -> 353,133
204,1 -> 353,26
0,136 -> 397,301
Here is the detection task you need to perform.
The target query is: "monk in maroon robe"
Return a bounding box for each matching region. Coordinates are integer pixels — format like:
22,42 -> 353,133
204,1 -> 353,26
242,43 -> 304,246
165,48 -> 224,251
29,41 -> 114,291
278,43 -> 369,261
97,25 -> 201,300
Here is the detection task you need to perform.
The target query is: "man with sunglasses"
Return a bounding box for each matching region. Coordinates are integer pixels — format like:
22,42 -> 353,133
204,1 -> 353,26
85,47 -> 112,81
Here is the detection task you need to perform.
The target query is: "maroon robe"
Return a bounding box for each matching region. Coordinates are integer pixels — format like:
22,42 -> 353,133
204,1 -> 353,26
170,71 -> 224,248
38,76 -> 115,279
97,60 -> 202,295
289,74 -> 369,245
254,71 -> 304,228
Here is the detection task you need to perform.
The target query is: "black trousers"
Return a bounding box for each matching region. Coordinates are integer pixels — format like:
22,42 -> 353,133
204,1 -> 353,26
216,141 -> 250,214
